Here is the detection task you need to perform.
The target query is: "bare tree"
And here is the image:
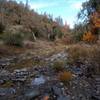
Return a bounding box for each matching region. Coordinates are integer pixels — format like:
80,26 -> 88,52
26,0 -> 29,8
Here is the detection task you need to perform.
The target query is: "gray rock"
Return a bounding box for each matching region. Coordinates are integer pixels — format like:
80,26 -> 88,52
11,76 -> 27,82
13,68 -> 29,76
0,80 -> 4,84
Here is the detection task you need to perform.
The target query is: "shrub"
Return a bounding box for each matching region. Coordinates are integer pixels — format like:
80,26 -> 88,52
67,45 -> 88,64
61,35 -> 74,44
71,23 -> 86,42
0,22 -> 5,33
59,71 -> 72,82
53,27 -> 63,38
2,80 -> 14,88
52,60 -> 65,72
74,32 -> 83,42
49,33 -> 56,41
82,31 -> 97,43
3,32 -> 23,46
67,44 -> 100,74
87,46 -> 100,74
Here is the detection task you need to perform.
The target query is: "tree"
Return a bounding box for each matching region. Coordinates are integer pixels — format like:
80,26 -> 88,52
77,0 -> 100,40
72,23 -> 88,41
55,16 -> 63,26
78,0 -> 100,23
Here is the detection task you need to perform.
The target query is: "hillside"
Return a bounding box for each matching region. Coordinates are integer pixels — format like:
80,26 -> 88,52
0,0 -> 70,43
0,0 -> 100,100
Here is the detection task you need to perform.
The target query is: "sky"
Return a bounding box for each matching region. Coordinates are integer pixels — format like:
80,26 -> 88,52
16,0 -> 87,28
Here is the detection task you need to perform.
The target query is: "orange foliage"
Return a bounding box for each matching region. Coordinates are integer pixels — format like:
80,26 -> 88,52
59,71 -> 72,82
83,31 -> 97,42
43,96 -> 49,100
91,12 -> 100,28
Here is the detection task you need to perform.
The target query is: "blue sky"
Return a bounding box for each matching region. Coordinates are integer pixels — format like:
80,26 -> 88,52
16,0 -> 87,28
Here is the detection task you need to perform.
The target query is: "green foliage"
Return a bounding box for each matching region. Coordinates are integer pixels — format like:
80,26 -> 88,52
53,27 -> 63,38
72,23 -> 88,42
49,34 -> 56,41
73,32 -> 83,42
78,0 -> 100,22
55,16 -> 63,26
75,0 -> 100,42
52,60 -> 65,72
3,32 -> 23,46
2,80 -> 14,88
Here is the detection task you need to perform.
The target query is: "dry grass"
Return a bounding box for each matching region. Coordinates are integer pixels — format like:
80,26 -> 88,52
0,40 -> 66,57
67,44 -> 100,74
0,44 -> 26,57
0,80 -> 14,88
28,40 -> 66,57
0,40 -> 67,71
67,44 -> 88,64
7,58 -> 46,72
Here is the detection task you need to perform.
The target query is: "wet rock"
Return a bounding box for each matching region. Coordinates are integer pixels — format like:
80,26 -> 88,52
42,94 -> 50,100
0,80 -> 4,85
11,68 -> 30,82
52,86 -> 62,96
13,68 -> 29,76
0,70 -> 11,81
0,88 -> 16,96
0,51 -> 98,100
0,58 -> 13,68
12,76 -> 27,82
46,52 -> 67,62
16,96 -> 25,100
57,95 -> 71,100
71,67 -> 83,76
24,89 -> 40,99
91,75 -> 100,100
91,95 -> 100,100
31,75 -> 46,86
0,70 -> 10,76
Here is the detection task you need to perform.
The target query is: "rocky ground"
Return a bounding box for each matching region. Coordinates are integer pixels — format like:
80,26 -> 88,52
0,50 -> 100,100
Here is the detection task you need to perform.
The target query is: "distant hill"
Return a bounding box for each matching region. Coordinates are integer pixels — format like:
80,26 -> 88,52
0,0 -> 70,41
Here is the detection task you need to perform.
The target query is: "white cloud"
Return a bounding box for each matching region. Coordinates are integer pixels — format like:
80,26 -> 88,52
71,2 -> 82,9
30,2 -> 57,9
